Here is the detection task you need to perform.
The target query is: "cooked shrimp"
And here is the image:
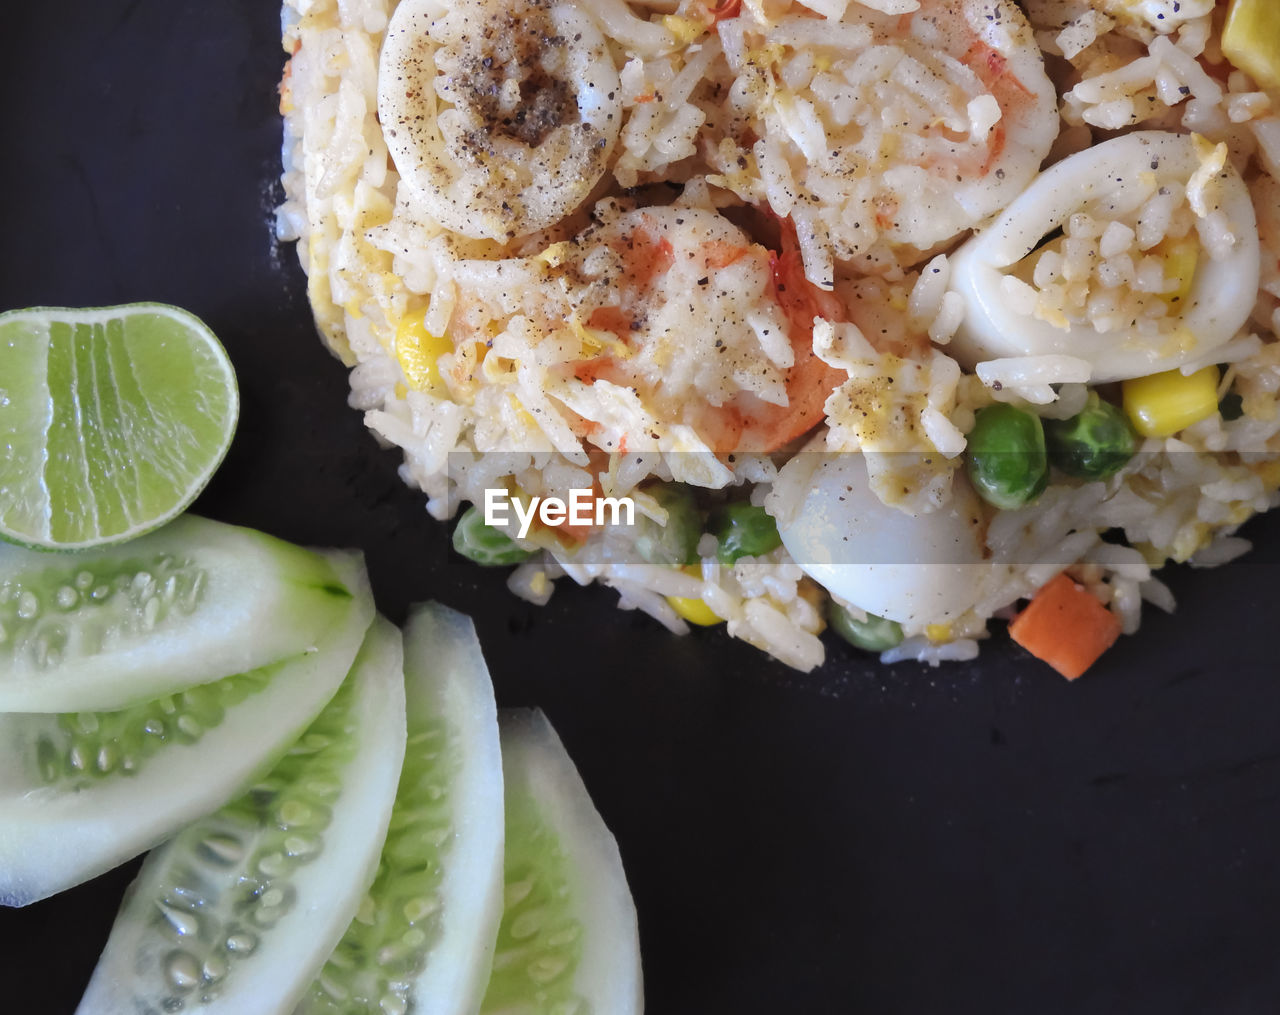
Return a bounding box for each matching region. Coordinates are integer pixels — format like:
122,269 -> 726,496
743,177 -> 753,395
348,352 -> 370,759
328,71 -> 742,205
378,0 -> 623,240
552,204 -> 849,456
706,0 -> 1058,287
436,203 -> 848,471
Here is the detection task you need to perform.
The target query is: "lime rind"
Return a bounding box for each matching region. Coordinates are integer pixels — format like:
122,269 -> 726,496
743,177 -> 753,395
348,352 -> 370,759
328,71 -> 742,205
0,303 -> 239,551
0,318 -> 54,540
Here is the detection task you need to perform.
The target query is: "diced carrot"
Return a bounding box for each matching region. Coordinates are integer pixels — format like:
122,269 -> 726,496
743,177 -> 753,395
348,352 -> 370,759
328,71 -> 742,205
1008,573 -> 1123,680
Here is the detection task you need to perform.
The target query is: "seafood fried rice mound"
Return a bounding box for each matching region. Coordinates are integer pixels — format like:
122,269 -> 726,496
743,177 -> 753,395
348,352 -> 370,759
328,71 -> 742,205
278,0 -> 1280,675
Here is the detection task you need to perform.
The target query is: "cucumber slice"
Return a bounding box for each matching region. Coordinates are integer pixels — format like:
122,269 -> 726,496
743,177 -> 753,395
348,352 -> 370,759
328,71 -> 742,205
77,616 -> 407,1015
0,551 -> 375,907
0,514 -> 356,713
298,602 -> 505,1015
482,710 -> 643,1015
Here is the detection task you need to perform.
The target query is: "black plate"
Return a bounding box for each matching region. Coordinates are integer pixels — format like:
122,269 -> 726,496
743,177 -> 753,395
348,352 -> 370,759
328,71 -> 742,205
4,2 -> 1280,1011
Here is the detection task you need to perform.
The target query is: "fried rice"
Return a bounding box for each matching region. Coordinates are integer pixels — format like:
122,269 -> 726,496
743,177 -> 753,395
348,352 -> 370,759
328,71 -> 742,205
277,0 -> 1280,674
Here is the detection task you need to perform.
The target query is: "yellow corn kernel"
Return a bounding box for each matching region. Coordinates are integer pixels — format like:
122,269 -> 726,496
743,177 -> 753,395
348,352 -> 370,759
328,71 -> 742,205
395,310 -> 453,394
667,593 -> 723,627
1223,0 -> 1280,92
925,623 -> 952,643
666,566 -> 723,627
1152,235 -> 1198,310
1122,365 -> 1220,438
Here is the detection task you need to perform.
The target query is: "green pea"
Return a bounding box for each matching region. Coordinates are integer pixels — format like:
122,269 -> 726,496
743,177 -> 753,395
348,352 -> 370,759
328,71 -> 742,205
827,601 -> 904,652
451,505 -> 536,566
709,503 -> 782,566
634,483 -> 702,567
965,403 -> 1049,509
1044,392 -> 1137,480
1219,390 -> 1244,421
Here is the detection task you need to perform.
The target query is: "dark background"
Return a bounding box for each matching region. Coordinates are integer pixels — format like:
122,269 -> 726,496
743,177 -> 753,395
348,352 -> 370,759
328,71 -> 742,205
3,2 -> 1280,1011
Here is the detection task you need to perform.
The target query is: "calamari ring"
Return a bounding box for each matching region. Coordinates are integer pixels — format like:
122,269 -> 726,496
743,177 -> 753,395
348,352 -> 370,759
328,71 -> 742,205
378,0 -> 623,240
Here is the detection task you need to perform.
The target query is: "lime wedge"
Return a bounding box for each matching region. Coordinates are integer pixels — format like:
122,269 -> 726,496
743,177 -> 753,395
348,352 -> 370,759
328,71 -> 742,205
0,303 -> 238,549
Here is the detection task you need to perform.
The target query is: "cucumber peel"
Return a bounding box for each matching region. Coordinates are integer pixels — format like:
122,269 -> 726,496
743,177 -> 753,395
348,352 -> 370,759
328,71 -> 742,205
0,514 -> 357,712
483,710 -> 643,1015
0,550 -> 375,907
298,602 -> 505,1015
76,616 -> 407,1015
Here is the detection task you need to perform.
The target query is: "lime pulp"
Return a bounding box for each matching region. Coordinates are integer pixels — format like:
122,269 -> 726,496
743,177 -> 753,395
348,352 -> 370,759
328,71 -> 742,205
0,303 -> 238,550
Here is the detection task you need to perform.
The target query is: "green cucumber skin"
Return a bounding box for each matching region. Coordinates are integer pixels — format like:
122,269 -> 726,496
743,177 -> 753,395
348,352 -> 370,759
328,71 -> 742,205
0,514 -> 355,713
484,710 -> 643,1015
0,551 -> 374,907
296,602 -> 505,1015
400,604 -> 505,1015
76,617 -> 407,1015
